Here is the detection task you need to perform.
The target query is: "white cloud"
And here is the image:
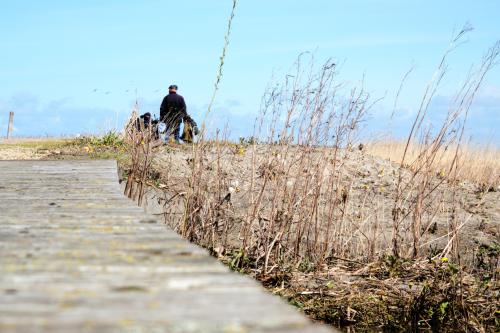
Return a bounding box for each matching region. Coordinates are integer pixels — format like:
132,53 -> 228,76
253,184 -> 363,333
0,93 -> 120,136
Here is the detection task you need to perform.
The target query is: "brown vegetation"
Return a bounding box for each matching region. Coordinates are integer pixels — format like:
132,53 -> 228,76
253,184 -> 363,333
120,27 -> 499,332
366,140 -> 500,190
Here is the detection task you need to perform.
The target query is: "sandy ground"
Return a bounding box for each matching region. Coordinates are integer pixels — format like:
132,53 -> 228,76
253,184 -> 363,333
0,146 -> 50,160
146,143 -> 499,331
0,138 -> 70,160
149,144 -> 500,263
2,139 -> 498,260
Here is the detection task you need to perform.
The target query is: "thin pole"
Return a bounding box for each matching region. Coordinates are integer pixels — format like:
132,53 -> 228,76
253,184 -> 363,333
7,112 -> 14,139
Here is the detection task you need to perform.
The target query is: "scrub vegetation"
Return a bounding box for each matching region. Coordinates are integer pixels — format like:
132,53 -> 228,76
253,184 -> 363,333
120,27 -> 500,332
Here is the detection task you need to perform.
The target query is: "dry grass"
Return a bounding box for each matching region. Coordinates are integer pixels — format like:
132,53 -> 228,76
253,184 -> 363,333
276,257 -> 499,332
122,105 -> 161,206
119,21 -> 500,332
0,138 -> 72,149
365,140 -> 500,189
145,36 -> 499,331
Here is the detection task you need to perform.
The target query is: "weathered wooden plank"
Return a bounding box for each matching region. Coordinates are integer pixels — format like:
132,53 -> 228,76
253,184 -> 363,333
0,160 -> 337,333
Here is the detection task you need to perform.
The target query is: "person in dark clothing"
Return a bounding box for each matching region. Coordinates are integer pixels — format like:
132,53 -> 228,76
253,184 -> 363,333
134,112 -> 151,132
160,85 -> 187,142
140,112 -> 151,128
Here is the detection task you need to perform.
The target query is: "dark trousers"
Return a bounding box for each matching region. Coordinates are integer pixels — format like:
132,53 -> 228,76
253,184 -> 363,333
162,114 -> 183,141
171,119 -> 182,141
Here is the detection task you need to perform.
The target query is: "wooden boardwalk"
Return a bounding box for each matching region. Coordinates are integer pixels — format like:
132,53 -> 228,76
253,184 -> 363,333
0,160 -> 335,333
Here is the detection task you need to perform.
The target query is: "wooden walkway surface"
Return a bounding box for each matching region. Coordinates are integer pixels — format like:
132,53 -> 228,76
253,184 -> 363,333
0,160 -> 335,332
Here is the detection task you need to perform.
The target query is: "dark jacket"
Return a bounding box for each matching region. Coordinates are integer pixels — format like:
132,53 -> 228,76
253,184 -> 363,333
160,92 -> 187,123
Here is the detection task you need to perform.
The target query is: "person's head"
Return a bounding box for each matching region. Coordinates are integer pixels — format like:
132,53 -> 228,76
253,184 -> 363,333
168,84 -> 178,94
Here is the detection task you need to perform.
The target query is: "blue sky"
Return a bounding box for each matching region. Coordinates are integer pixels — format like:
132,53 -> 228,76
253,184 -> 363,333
0,1 -> 499,143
